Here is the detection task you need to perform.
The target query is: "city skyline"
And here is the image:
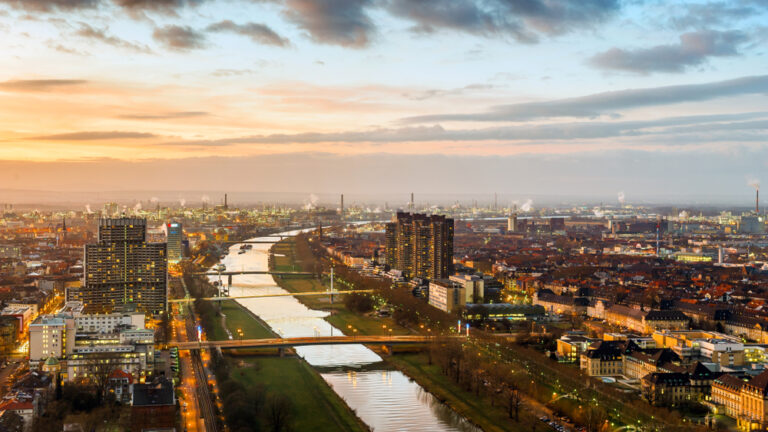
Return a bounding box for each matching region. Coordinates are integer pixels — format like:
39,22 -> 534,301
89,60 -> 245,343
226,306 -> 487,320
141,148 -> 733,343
1,0 -> 767,199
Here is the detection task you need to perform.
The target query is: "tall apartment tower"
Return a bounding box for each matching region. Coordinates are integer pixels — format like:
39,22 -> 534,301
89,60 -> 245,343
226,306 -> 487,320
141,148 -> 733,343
385,212 -> 453,280
83,218 -> 168,314
166,222 -> 183,263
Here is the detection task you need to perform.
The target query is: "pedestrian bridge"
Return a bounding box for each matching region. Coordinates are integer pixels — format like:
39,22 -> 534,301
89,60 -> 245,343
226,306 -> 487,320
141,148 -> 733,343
173,335 -> 440,351
168,289 -> 374,303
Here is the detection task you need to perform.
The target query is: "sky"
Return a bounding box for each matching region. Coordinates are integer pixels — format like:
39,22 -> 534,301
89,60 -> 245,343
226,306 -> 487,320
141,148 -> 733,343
0,0 -> 767,203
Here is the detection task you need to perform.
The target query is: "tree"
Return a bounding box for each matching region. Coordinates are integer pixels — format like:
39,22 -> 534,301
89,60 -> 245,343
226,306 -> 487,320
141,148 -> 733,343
265,394 -> 292,432
506,385 -> 523,421
82,353 -> 123,404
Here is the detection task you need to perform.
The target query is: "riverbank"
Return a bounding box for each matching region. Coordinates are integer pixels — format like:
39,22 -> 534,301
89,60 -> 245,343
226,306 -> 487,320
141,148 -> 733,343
269,238 -> 535,432
270,240 -> 411,336
386,353 -> 543,432
188,272 -> 370,432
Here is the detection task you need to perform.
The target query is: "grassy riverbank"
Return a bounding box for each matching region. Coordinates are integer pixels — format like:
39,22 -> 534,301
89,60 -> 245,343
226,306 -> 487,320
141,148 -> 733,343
229,358 -> 368,432
270,240 -> 410,335
191,276 -> 369,432
387,352 -> 541,432
270,238 -> 539,431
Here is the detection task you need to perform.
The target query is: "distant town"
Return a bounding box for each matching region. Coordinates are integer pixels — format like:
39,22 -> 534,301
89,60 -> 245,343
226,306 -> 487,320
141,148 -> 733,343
1,193 -> 768,432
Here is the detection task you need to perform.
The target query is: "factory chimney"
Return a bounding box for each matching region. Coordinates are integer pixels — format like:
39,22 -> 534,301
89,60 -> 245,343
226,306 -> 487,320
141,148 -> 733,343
224,193 -> 228,210
757,188 -> 760,214
340,194 -> 344,219
410,193 -> 414,213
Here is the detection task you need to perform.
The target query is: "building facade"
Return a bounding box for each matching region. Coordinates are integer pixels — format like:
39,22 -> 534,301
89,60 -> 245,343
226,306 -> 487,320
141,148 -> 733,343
385,212 -> 453,280
428,279 -> 465,313
83,218 -> 167,314
166,222 -> 183,263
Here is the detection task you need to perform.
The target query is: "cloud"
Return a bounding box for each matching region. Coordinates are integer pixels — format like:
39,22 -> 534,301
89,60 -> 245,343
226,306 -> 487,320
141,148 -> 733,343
47,42 -> 89,55
153,25 -> 206,50
589,29 -> 749,73
401,74 -> 768,123
0,0 -> 99,12
76,23 -> 151,53
28,131 -> 157,140
282,0 -> 375,48
0,79 -> 88,92
157,112 -> 768,147
206,20 -> 290,47
211,69 -> 257,77
402,83 -> 497,101
668,2 -> 758,30
385,0 -> 621,43
114,0 -> 207,15
118,111 -> 209,120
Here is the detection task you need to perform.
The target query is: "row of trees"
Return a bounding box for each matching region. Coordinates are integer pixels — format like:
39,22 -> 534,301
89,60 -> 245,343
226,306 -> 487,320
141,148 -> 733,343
211,350 -> 294,432
295,233 -> 456,331
467,331 -> 711,432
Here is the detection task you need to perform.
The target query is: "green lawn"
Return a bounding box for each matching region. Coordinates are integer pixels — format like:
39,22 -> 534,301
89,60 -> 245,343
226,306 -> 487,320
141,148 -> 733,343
219,300 -> 275,339
326,308 -> 410,336
231,358 -> 369,432
195,281 -> 369,432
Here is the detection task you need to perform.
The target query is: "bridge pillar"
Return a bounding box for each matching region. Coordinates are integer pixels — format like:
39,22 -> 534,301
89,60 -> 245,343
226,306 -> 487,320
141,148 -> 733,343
278,347 -> 285,357
228,274 -> 233,287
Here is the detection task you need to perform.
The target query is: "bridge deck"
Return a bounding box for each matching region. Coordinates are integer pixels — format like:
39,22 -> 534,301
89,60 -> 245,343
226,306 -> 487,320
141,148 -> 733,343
195,271 -> 314,276
174,335 -> 438,350
168,289 -> 374,303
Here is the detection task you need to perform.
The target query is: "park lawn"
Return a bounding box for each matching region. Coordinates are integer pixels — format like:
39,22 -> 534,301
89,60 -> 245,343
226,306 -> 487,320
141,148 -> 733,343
232,358 -> 369,432
388,352 -> 539,432
326,308 -> 411,336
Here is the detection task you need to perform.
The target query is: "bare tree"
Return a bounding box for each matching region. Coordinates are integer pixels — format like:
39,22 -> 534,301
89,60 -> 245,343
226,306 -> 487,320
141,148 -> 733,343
82,353 -> 124,404
506,385 -> 523,421
265,394 -> 292,432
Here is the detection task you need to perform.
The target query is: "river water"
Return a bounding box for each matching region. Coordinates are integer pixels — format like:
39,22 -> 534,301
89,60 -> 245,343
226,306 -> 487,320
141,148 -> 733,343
211,232 -> 481,432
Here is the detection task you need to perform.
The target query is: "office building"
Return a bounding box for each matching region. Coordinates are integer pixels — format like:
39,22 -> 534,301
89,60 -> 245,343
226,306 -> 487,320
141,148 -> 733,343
385,212 -> 453,280
428,279 -> 465,313
449,273 -> 485,303
166,222 -> 183,263
29,305 -> 154,382
83,218 -> 167,314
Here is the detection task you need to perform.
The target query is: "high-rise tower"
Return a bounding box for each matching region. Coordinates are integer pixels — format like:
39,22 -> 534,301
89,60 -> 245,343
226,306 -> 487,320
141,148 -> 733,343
166,222 -> 183,264
385,212 -> 453,279
82,218 -> 167,314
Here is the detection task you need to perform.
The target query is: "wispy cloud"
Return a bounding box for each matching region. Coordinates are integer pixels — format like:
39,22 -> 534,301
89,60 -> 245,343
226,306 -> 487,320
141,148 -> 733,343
153,25 -> 206,50
117,111 -> 209,120
76,23 -> 151,53
28,131 -> 158,140
206,20 -> 290,47
0,0 -> 99,12
589,29 -> 749,74
157,112 -> 768,147
401,75 -> 768,123
115,0 -> 208,15
0,79 -> 88,92
386,0 -> 621,43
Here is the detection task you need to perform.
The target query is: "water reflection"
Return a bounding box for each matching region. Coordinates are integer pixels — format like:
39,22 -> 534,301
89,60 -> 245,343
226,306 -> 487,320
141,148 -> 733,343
211,233 -> 481,432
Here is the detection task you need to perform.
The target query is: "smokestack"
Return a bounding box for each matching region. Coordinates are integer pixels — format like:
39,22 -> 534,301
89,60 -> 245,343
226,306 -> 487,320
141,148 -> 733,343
225,193 -> 228,210
340,194 -> 344,219
410,192 -> 414,213
757,188 -> 760,214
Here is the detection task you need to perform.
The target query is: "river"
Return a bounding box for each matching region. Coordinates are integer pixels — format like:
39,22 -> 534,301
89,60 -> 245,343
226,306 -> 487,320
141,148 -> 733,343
210,231 -> 481,432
